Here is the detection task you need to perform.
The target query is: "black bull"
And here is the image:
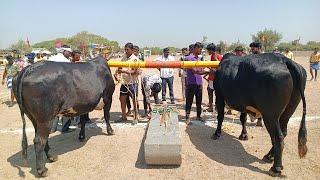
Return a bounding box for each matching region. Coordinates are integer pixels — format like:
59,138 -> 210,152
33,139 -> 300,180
212,53 -> 307,176
13,56 -> 115,177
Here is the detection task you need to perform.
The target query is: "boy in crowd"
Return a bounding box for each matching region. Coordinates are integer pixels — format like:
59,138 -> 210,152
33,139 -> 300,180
179,47 -> 188,102
2,55 -> 19,107
309,48 -> 320,81
204,43 -> 223,112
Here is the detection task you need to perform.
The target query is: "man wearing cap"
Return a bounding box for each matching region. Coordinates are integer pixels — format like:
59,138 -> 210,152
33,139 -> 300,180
155,48 -> 175,104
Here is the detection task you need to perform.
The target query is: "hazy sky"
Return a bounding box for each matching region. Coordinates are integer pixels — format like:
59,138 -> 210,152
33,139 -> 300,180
0,0 -> 319,49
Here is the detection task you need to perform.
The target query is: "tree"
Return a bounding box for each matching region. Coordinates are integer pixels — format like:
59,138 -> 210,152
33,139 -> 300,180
149,47 -> 162,55
201,36 -> 208,48
277,42 -> 293,52
305,41 -> 320,50
217,41 -> 227,54
32,31 -> 120,54
252,28 -> 282,52
226,41 -> 247,52
10,39 -> 31,54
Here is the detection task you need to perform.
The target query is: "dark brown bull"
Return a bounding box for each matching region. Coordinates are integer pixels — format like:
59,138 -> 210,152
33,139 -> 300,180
13,56 -> 115,177
212,53 -> 307,176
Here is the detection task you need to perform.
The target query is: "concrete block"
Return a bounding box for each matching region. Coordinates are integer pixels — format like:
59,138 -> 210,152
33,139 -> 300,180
144,105 -> 182,165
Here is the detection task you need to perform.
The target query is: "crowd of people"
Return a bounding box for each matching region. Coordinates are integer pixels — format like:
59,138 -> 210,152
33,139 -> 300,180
1,41 -> 319,128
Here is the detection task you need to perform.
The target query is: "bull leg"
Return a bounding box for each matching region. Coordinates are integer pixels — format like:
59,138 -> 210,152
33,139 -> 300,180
78,114 -> 87,141
264,117 -> 284,177
103,91 -> 114,135
263,147 -> 275,163
263,91 -> 301,165
44,141 -> 58,162
212,93 -> 225,140
262,116 -> 290,164
34,122 -> 49,177
238,112 -> 248,140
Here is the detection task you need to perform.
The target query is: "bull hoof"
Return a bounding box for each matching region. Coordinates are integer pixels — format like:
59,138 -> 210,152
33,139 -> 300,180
107,129 -> 115,135
37,167 -> 48,177
262,155 -> 274,163
78,135 -> 86,142
238,133 -> 248,141
47,155 -> 58,162
268,167 -> 282,177
211,133 -> 221,140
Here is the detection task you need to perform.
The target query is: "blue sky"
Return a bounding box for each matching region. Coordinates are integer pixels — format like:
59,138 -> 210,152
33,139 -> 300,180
0,0 -> 319,49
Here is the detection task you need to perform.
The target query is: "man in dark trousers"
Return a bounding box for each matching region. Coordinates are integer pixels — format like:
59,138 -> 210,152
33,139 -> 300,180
185,42 -> 209,125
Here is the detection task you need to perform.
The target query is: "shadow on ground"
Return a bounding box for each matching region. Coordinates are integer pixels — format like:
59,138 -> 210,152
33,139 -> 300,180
185,123 -> 269,175
7,124 -> 106,178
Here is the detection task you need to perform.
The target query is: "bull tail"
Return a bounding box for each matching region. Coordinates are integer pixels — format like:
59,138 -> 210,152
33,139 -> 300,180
21,111 -> 28,161
14,67 -> 29,161
298,83 -> 307,158
285,59 -> 307,158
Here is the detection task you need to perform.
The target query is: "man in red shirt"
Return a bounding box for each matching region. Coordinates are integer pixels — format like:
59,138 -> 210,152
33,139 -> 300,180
205,43 -> 223,112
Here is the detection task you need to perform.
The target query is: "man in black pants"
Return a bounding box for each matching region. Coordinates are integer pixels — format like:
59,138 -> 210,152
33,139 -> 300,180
185,42 -> 209,125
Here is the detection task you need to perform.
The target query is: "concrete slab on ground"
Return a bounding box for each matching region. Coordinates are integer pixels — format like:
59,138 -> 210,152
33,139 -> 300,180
144,105 -> 182,165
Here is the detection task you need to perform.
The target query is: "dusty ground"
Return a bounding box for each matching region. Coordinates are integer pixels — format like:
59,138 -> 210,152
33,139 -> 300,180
0,55 -> 319,179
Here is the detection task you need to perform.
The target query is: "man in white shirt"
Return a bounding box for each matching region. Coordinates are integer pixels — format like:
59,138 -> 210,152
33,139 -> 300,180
283,48 -> 295,60
141,73 -> 162,117
49,45 -> 74,133
155,48 -> 175,104
48,45 -> 72,63
114,43 -> 140,125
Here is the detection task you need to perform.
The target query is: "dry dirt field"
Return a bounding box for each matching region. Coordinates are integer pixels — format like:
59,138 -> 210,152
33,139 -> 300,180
0,55 -> 319,179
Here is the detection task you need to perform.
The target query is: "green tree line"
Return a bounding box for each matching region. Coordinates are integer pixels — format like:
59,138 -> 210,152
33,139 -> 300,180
21,31 -> 120,53
7,29 -> 320,55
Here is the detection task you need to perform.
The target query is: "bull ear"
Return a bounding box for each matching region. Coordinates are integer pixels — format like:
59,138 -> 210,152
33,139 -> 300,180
105,49 -> 114,61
